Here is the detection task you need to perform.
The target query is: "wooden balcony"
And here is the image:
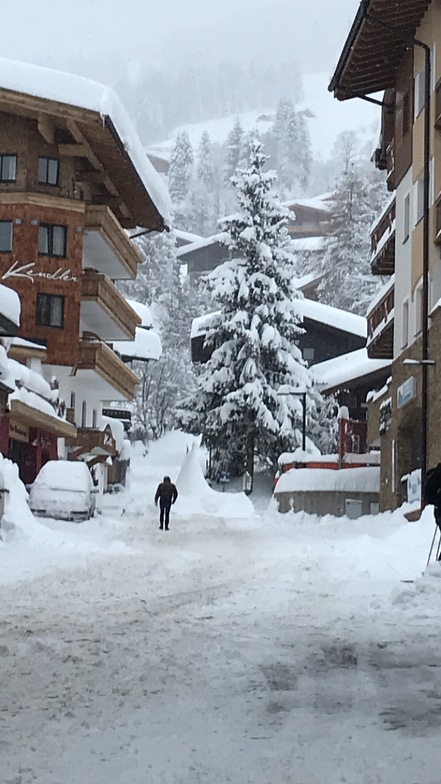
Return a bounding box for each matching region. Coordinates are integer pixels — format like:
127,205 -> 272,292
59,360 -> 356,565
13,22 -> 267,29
78,341 -> 140,400
67,425 -> 117,458
83,204 -> 142,280
371,198 -> 396,275
81,271 -> 140,340
367,282 -> 394,360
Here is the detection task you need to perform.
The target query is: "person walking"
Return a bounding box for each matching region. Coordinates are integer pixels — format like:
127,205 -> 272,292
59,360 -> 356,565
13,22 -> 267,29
154,476 -> 178,531
424,462 -> 441,560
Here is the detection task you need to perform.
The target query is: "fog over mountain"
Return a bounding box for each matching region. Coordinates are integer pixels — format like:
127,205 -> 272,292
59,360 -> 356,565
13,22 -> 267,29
1,0 -> 375,152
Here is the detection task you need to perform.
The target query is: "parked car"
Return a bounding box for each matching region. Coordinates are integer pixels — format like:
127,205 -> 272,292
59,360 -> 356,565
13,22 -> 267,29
29,460 -> 97,521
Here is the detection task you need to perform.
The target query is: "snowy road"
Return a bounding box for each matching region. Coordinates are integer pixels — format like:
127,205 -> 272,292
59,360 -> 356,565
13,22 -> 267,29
1,437 -> 440,783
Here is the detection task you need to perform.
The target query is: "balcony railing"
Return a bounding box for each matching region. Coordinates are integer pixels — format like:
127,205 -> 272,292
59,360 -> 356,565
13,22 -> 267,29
67,425 -> 117,458
83,204 -> 142,280
367,282 -> 394,360
78,341 -> 140,400
371,197 -> 396,275
81,271 -> 140,340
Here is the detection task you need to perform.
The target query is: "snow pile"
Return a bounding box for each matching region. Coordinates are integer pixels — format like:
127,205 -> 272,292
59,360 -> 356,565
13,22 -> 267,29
102,416 -> 125,453
176,445 -> 254,518
0,454 -> 37,538
0,283 -> 20,326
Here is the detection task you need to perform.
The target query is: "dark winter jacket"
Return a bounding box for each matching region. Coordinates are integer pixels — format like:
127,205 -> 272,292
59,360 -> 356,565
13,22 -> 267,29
155,481 -> 178,505
424,463 -> 441,507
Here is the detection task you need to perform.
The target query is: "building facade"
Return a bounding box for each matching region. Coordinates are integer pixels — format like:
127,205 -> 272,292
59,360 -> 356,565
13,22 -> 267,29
329,0 -> 441,510
0,61 -> 168,497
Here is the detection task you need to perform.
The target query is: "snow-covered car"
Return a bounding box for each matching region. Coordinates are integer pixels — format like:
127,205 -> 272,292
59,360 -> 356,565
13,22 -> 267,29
29,460 -> 97,522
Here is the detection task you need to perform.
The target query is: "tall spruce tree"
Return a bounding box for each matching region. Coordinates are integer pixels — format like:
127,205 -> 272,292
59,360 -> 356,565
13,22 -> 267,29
318,163 -> 388,315
179,137 -> 321,482
167,131 -> 194,228
224,118 -> 244,181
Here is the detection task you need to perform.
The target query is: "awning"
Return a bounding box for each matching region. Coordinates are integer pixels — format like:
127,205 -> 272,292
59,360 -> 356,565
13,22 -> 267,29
9,399 -> 77,439
329,0 -> 430,99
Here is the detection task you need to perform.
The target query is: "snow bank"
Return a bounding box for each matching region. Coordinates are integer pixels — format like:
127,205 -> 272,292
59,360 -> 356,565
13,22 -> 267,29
176,445 -> 254,519
0,454 -> 37,538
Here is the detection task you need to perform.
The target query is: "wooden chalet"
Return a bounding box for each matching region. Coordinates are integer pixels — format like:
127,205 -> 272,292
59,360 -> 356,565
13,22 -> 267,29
0,59 -> 169,494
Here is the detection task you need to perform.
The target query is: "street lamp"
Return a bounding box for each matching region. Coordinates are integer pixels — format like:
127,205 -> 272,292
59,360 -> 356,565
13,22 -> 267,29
277,386 -> 307,452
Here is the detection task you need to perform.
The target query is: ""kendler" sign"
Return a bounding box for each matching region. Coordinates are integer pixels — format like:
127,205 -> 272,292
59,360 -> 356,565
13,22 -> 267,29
2,260 -> 78,283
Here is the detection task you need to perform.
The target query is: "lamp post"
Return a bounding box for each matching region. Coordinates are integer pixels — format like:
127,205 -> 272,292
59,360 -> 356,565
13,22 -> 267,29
278,387 -> 307,452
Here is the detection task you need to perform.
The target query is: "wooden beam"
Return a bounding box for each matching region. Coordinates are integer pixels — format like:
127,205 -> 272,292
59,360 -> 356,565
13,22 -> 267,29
59,143 -> 90,158
37,114 -> 55,144
75,170 -> 120,197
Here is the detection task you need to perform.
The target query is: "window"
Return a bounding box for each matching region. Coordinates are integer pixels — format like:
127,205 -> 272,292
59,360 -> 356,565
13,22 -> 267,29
303,347 -> 315,363
415,176 -> 425,223
402,299 -> 409,348
0,154 -> 17,182
36,293 -> 65,328
70,391 -> 76,410
38,156 -> 59,186
92,409 -> 97,428
414,285 -> 423,335
81,401 -> 87,428
414,70 -> 426,117
38,223 -> 66,257
0,220 -> 12,252
403,193 -> 410,241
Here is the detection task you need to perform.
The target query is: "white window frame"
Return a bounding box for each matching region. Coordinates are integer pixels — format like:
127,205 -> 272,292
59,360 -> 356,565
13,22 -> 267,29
414,70 -> 426,117
402,299 -> 409,348
415,175 -> 425,224
414,281 -> 423,336
403,192 -> 410,242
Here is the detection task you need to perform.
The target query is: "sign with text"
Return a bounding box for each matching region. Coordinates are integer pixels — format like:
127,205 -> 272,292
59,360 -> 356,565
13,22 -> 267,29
9,420 -> 29,442
2,260 -> 78,284
397,376 -> 416,409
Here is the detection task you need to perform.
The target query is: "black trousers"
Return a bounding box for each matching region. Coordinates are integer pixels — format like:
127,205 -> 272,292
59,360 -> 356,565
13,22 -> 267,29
159,501 -> 172,528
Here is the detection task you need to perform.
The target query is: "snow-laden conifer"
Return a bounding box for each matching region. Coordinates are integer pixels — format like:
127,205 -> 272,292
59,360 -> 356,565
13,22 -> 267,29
179,136 -> 320,480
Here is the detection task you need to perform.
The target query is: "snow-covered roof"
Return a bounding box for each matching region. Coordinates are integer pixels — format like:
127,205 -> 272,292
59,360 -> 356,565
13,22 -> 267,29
0,57 -> 171,226
0,284 -> 20,326
9,337 -> 46,353
173,229 -> 203,245
284,193 -> 334,211
297,299 -> 367,338
114,327 -> 162,362
101,415 -> 125,453
191,299 -> 366,341
293,272 -> 324,291
313,348 -> 391,391
127,300 -> 154,329
176,232 -> 228,259
290,236 -> 326,252
275,466 -> 380,494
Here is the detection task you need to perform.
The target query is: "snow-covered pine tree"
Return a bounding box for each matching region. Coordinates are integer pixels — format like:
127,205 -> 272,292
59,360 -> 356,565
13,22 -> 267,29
318,162 -> 388,315
224,118 -> 244,182
118,229 -> 196,441
275,101 -> 312,195
167,131 -> 194,228
179,136 -> 320,483
196,131 -> 215,191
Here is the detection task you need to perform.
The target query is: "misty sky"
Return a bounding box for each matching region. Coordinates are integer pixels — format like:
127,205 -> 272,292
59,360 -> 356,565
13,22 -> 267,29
3,0 -> 359,78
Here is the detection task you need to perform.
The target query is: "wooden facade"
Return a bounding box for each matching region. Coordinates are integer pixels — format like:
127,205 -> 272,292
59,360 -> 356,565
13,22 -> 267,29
0,77 -> 165,483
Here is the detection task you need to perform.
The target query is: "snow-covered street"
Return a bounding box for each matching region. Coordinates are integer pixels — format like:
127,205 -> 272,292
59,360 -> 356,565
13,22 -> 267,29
1,434 -> 440,784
